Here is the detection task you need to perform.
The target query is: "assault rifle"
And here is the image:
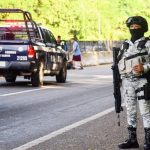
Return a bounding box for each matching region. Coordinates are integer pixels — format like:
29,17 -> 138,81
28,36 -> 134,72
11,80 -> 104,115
111,47 -> 123,126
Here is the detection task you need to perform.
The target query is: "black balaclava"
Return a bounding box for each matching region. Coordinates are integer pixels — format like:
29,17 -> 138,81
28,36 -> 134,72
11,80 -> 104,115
130,28 -> 144,43
126,16 -> 148,43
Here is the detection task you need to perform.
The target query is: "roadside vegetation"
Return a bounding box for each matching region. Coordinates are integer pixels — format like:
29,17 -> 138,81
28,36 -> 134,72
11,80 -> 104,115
0,0 -> 150,41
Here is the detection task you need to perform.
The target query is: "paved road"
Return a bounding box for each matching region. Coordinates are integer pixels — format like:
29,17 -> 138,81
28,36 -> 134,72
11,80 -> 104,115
0,65 -> 145,150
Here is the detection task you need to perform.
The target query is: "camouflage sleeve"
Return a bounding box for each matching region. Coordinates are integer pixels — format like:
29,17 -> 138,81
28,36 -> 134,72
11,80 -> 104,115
143,40 -> 150,73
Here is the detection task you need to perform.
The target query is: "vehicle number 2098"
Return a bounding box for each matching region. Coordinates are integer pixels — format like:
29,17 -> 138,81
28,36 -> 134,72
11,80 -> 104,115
17,56 -> 27,60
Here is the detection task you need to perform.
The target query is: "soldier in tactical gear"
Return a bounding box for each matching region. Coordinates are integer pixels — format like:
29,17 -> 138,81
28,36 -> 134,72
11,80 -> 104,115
118,16 -> 150,150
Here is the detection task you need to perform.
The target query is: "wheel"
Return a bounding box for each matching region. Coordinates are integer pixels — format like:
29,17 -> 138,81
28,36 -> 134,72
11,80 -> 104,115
5,76 -> 16,82
56,62 -> 67,83
31,60 -> 44,87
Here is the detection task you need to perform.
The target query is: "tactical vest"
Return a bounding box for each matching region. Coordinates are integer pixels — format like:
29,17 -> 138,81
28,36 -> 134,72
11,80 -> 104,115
118,37 -> 149,62
118,37 -> 150,82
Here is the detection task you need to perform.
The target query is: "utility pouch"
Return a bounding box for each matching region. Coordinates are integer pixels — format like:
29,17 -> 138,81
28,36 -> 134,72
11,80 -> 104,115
118,58 -> 126,74
144,83 -> 150,100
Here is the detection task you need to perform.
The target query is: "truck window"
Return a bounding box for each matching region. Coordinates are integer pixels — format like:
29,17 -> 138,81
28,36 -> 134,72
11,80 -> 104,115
42,29 -> 50,43
42,29 -> 57,46
1,32 -> 15,40
49,32 -> 57,44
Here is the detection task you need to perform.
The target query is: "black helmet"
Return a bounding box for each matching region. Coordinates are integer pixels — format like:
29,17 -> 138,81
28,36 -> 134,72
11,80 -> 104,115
126,16 -> 148,32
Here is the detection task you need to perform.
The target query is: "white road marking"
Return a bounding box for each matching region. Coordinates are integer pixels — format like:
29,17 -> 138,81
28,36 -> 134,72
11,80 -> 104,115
0,83 -> 110,97
12,106 -> 116,150
0,86 -> 62,97
94,75 -> 112,78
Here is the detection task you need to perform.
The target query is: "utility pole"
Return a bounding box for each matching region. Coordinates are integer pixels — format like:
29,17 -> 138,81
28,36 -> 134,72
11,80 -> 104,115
98,13 -> 100,40
97,0 -> 101,40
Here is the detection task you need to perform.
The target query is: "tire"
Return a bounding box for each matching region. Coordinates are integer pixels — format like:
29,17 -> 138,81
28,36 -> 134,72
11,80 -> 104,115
56,62 -> 67,83
5,76 -> 16,82
31,60 -> 44,87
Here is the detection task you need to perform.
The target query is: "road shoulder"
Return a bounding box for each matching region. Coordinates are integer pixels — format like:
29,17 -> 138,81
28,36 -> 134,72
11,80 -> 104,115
28,108 -> 144,150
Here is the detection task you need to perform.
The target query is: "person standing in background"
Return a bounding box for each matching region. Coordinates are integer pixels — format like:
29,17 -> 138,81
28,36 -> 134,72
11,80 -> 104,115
70,38 -> 83,69
56,35 -> 61,45
56,35 -> 68,51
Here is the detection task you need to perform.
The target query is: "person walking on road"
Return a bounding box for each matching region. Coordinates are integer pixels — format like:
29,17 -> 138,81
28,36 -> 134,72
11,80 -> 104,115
70,37 -> 83,69
117,16 -> 150,150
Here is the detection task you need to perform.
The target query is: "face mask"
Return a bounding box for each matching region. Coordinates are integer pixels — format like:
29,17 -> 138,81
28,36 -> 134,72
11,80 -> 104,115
129,28 -> 144,42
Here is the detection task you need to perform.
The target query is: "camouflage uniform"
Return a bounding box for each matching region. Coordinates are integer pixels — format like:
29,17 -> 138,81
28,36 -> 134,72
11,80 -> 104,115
119,37 -> 150,128
118,16 -> 150,150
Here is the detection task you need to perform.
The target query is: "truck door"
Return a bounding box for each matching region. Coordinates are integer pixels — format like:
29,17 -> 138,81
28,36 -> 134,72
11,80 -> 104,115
41,28 -> 58,71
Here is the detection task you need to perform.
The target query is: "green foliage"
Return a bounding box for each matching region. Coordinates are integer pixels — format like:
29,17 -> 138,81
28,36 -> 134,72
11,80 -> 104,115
0,0 -> 150,40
